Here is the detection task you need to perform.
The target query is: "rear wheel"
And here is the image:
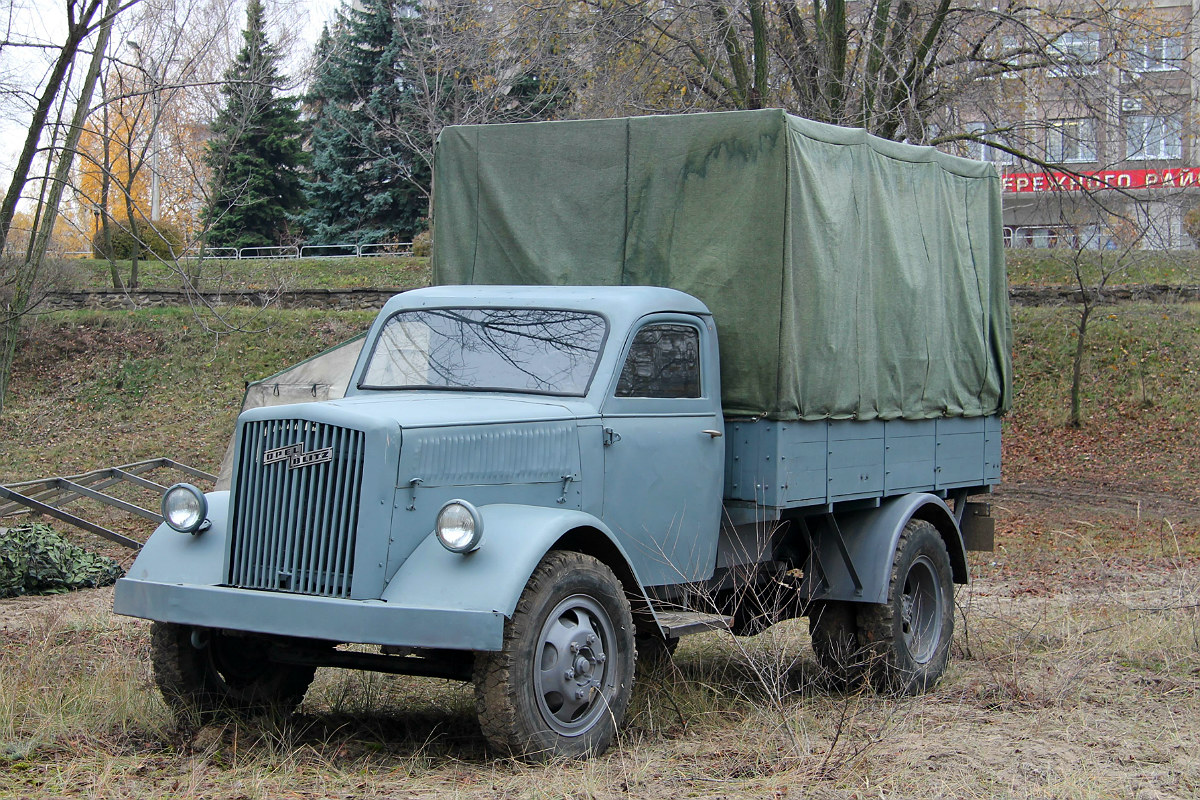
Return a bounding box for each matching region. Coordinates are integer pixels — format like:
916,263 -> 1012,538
858,520 -> 954,694
151,622 -> 316,721
474,551 -> 635,761
807,600 -> 868,689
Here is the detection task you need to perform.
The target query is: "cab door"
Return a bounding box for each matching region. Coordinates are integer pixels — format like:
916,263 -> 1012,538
600,314 -> 724,586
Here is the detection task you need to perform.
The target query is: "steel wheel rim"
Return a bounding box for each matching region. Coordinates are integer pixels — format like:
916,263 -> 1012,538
900,555 -> 943,664
533,593 -> 616,736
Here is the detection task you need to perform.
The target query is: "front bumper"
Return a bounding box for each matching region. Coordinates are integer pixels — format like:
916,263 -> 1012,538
114,578 -> 505,651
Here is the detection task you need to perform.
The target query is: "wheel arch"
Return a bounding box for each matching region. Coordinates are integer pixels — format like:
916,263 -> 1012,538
909,498 -> 969,585
381,504 -> 650,637
553,525 -> 656,635
803,493 -> 969,605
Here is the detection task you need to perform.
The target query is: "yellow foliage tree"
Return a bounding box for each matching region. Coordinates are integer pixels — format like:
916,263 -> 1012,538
75,64 -> 210,285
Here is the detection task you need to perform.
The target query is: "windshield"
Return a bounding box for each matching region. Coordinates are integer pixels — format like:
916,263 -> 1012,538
360,307 -> 608,395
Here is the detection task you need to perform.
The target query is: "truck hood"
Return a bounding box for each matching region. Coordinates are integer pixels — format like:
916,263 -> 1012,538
318,392 -> 586,429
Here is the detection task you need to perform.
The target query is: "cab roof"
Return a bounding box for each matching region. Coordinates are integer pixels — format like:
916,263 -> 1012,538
379,285 -> 713,328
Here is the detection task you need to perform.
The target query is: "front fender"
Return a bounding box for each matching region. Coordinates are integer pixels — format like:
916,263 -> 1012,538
381,504 -> 643,620
120,491 -> 230,587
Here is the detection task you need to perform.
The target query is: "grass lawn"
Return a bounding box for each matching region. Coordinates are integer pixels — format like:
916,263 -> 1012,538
1005,248 -> 1200,286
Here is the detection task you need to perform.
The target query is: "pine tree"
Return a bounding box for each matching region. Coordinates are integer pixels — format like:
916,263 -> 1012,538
202,0 -> 306,249
296,0 -> 428,245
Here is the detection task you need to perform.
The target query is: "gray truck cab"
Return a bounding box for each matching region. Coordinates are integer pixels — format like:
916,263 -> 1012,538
117,285 -> 749,757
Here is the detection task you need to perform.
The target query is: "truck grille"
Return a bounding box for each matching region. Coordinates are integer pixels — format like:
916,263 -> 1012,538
228,419 -> 365,598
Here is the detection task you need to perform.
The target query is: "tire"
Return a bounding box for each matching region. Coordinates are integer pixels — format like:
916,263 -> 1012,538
474,551 -> 635,761
807,600 -> 869,689
151,622 -> 316,721
858,519 -> 955,695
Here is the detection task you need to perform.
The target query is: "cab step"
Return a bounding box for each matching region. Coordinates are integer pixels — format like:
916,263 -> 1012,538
655,611 -> 733,638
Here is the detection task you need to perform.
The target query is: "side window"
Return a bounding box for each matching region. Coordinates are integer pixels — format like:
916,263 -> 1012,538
615,324 -> 700,398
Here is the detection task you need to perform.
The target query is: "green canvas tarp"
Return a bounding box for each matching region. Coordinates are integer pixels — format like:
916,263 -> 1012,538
432,109 -> 1012,421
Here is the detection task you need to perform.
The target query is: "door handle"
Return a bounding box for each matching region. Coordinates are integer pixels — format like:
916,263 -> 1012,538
702,429 -> 723,438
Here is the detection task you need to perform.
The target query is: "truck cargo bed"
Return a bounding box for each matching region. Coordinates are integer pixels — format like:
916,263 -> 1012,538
724,416 -> 1000,513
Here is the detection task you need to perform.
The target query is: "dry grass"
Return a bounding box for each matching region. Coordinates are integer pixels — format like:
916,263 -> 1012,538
2,302 -> 1199,797
2,556 -> 1197,799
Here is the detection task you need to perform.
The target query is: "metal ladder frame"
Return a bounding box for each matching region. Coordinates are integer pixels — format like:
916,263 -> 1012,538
0,458 -> 216,549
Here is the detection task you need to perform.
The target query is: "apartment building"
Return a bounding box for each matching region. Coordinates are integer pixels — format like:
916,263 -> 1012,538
956,0 -> 1197,249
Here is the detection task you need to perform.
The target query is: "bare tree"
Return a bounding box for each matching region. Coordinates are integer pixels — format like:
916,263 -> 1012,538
73,0 -> 241,289
391,0 -> 575,170
0,0 -> 144,415
956,3 -> 1198,426
1,0 -> 112,251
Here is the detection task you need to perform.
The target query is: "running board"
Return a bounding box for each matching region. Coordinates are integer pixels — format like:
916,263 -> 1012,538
655,611 -> 733,638
0,458 -> 216,549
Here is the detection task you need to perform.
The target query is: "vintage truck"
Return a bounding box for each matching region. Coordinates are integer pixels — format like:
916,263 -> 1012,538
115,110 -> 1011,761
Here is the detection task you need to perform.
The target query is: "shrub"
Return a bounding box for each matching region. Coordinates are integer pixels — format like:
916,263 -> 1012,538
92,219 -> 185,261
1185,205 -> 1200,247
411,228 -> 433,258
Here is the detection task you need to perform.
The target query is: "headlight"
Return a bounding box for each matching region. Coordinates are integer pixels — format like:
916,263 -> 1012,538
162,483 -> 209,534
435,500 -> 483,553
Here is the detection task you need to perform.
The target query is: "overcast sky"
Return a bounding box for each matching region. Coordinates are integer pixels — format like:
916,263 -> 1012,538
0,0 -> 339,192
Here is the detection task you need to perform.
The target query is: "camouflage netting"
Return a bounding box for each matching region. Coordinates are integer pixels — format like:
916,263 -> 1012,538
0,522 -> 124,597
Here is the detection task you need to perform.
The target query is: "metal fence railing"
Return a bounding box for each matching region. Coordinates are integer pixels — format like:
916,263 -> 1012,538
170,245 -> 233,261
298,244 -> 358,259
1004,225 -> 1115,250
358,242 -> 412,257
238,245 -> 301,260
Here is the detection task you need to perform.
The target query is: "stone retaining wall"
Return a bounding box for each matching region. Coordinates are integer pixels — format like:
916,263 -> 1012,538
38,288 -> 408,312
1008,284 -> 1200,306
35,284 -> 1200,312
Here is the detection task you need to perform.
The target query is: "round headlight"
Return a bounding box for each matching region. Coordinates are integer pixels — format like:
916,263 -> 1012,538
162,483 -> 209,534
436,500 -> 483,553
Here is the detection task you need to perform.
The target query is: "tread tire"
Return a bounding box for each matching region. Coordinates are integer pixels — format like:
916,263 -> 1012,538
151,622 -> 316,721
474,551 -> 635,761
808,600 -> 869,689
857,519 -> 955,695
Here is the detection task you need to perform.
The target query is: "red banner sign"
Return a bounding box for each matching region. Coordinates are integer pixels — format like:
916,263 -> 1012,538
1002,167 -> 1200,193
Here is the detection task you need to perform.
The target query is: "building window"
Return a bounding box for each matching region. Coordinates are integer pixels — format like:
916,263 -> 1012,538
1134,36 -> 1184,72
1125,115 -> 1183,160
965,122 -> 1017,164
1047,119 -> 1096,163
1049,32 -> 1100,76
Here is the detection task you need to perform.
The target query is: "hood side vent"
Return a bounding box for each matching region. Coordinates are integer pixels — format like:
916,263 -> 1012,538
409,423 -> 575,486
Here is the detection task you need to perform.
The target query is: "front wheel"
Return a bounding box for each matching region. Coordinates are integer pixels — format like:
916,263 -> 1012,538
151,622 -> 316,721
474,551 -> 635,761
858,519 -> 955,694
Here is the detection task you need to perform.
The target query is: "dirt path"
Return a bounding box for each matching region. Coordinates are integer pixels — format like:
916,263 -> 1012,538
995,479 -> 1200,527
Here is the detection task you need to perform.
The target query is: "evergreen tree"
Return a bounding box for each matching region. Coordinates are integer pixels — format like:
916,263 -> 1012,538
203,0 -> 306,249
297,0 -> 428,245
